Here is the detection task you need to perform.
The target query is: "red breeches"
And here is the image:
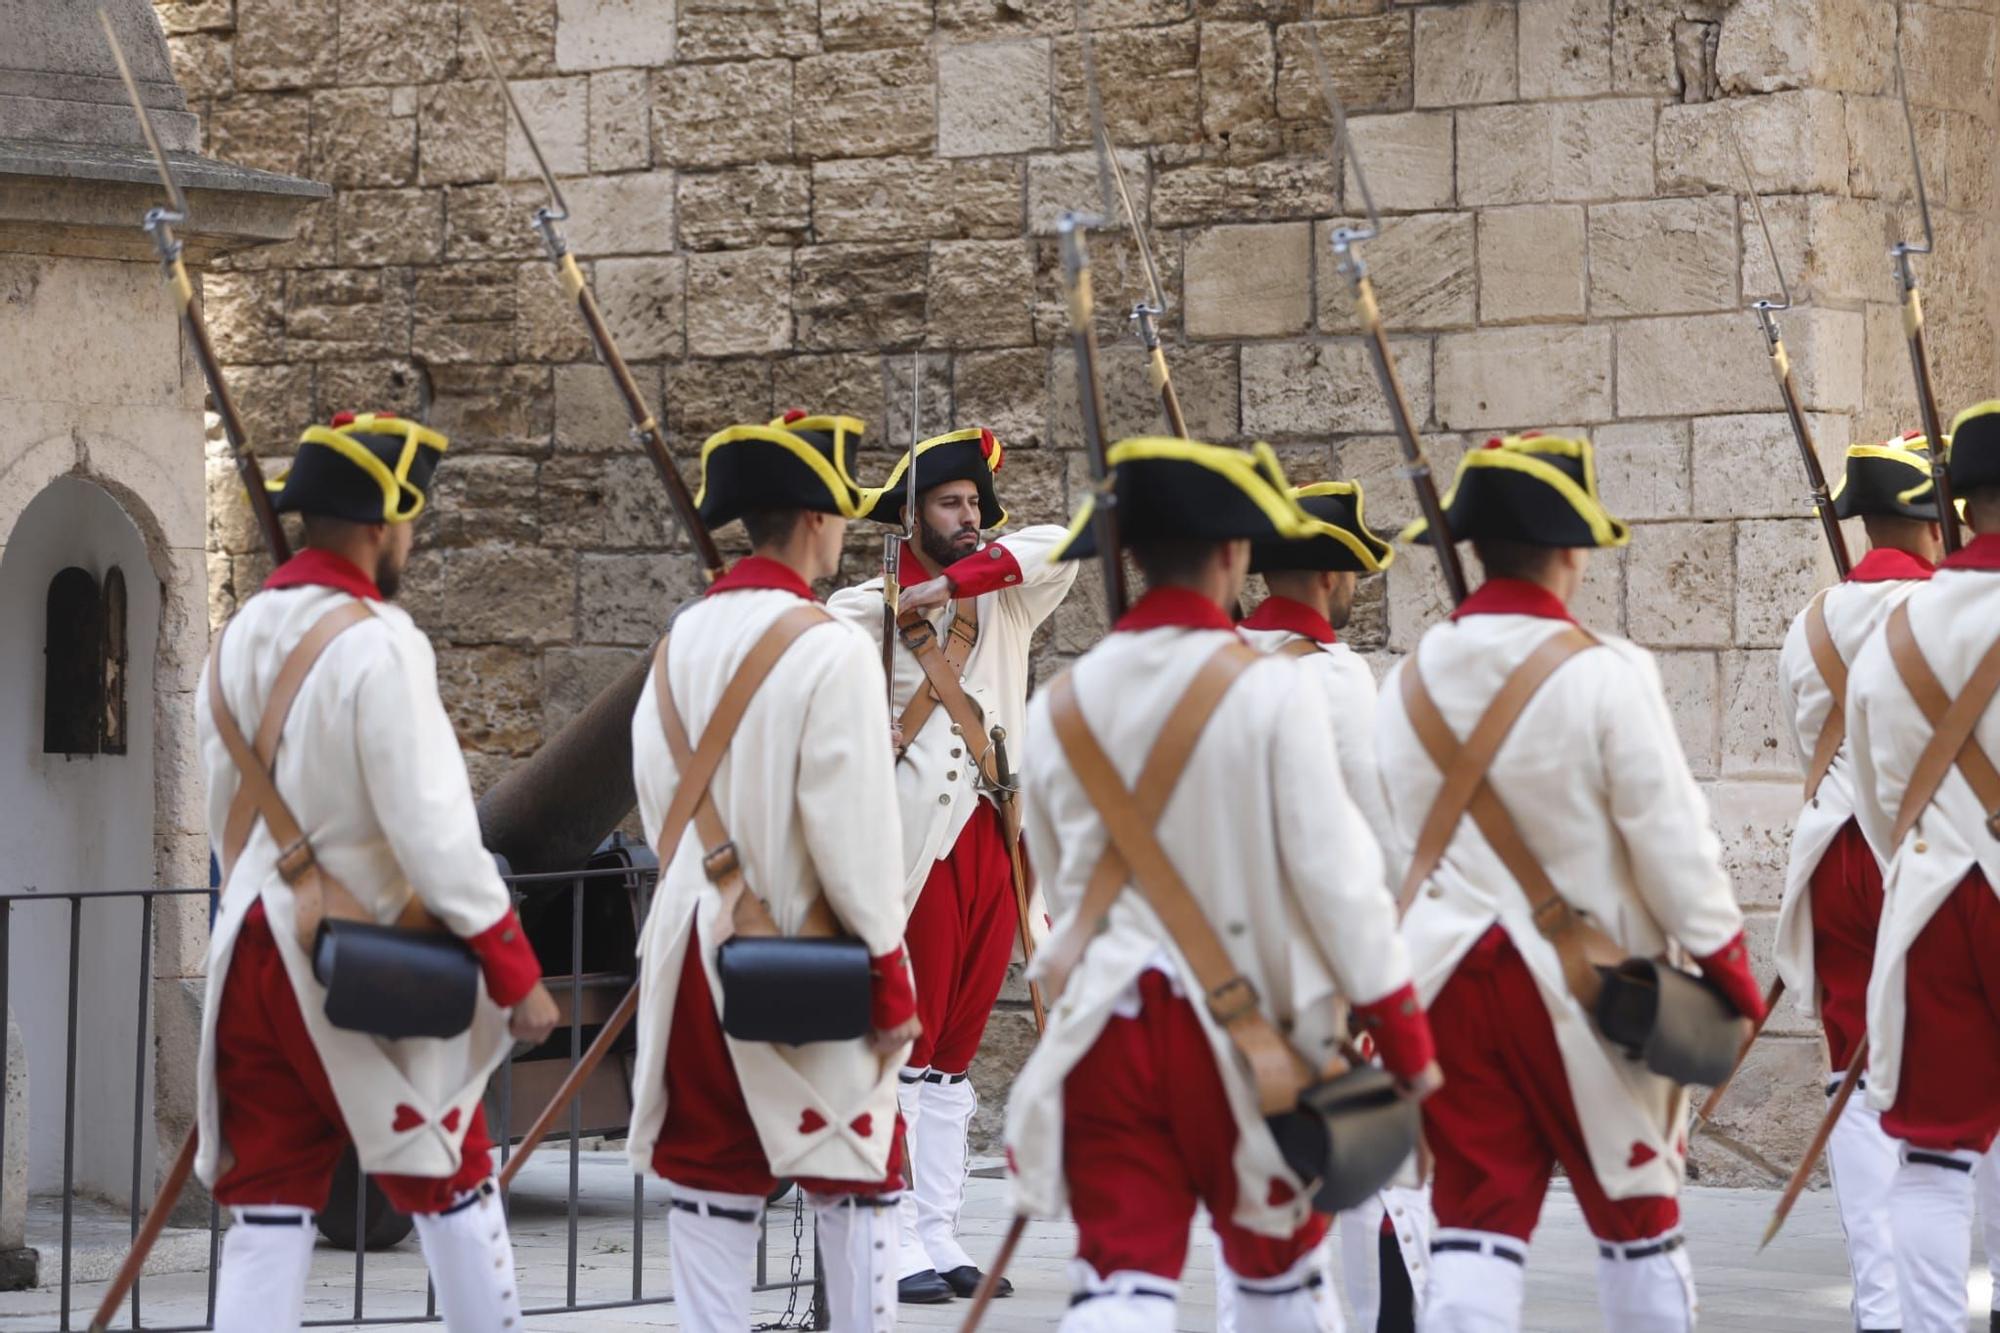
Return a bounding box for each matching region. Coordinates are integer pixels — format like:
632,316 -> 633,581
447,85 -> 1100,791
1881,868 -> 2000,1153
905,800 -> 1019,1073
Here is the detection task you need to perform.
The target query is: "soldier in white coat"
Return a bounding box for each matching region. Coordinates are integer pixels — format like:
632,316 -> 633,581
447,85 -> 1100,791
1006,438 -> 1442,1333
826,427 -> 1076,1303
1849,402 -> 2000,1333
1771,436 -> 1944,1333
1237,480 -> 1426,1333
627,412 -> 922,1333
1376,434 -> 1766,1333
196,412 -> 559,1333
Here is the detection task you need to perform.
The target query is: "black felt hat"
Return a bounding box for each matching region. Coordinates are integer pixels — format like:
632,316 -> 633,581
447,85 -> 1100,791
1250,481 -> 1396,575
1404,434 -> 1630,550
1832,434 -> 1941,521
1053,439 -> 1313,561
267,413 -> 448,524
855,428 -> 1007,529
695,411 -> 866,529
1948,402 -> 2000,494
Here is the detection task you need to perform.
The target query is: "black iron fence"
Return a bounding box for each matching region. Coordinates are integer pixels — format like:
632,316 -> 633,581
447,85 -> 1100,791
0,865 -> 823,1331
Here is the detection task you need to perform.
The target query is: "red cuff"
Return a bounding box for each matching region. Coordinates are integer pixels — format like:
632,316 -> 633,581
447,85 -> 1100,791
870,945 -> 918,1032
466,909 -> 542,1008
1694,932 -> 1765,1022
943,543 -> 1023,598
1349,982 -> 1436,1082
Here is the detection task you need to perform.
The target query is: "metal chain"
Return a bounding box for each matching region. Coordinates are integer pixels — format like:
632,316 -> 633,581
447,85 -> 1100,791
752,1186 -> 812,1329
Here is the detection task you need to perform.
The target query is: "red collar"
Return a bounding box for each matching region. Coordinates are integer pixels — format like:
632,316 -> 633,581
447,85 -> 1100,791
263,548 -> 383,601
1941,532 -> 2000,573
1451,577 -> 1576,624
897,539 -> 932,591
1113,586 -> 1238,634
706,555 -> 819,601
1238,595 -> 1336,644
1848,547 -> 1935,584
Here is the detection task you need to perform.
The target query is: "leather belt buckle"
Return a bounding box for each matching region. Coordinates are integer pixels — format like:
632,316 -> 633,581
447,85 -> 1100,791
899,621 -> 935,653
702,841 -> 741,884
1207,975 -> 1260,1025
1531,896 -> 1577,939
276,837 -> 317,885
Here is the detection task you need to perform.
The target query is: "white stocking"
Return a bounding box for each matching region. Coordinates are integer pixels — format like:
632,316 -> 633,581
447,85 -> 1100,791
1418,1230 -> 1525,1333
810,1191 -> 899,1333
664,1183 -> 763,1333
895,1067 -> 928,1279
1059,1260 -> 1179,1333
1230,1244 -> 1345,1333
410,1180 -> 525,1333
1593,1229 -> 1695,1333
913,1072 -> 978,1274
1891,1146 -> 1978,1333
213,1205 -> 314,1333
1824,1079 -> 1902,1330
1979,1144 -> 2000,1319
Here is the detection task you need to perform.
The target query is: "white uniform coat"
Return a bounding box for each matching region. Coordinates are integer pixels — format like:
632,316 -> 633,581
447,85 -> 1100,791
1377,608 -> 1748,1200
1849,557 -> 2000,1111
626,583 -> 912,1183
1005,619 -> 1417,1238
1772,558 -> 1927,1016
195,585 -> 520,1185
1237,627 -> 1394,847
826,525 -> 1076,916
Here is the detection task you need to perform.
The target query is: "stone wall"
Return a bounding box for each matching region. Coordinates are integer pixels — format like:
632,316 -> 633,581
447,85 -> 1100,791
162,0 -> 2000,1177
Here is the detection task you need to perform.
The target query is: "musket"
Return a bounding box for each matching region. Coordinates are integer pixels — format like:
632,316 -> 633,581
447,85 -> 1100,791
885,355 -> 919,714
470,20 -> 723,582
1063,0 -> 1129,621
1304,32 -> 1467,607
957,1214 -> 1028,1333
1888,37 -> 1962,555
1694,974 -> 1787,1128
1730,122 -> 1850,578
987,725 -> 1047,1034
1086,117 -> 1186,438
100,10 -> 290,566
1762,1039 -> 1867,1248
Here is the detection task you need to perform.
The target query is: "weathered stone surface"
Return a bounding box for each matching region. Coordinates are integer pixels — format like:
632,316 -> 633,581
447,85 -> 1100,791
654,59 -> 793,168
429,363 -> 555,452
1518,0 -> 1611,99
793,244 -> 926,351
1588,196 -> 1738,318
409,546 -> 576,645
425,456 -> 541,550
466,0 -> 562,77
1740,194 -> 1887,308
1200,22 -> 1277,148
314,359 -> 428,422
1414,4 -> 1515,107
206,93 -> 311,178
234,0 -> 337,90
1434,326 -> 1610,430
1052,342 -> 1242,444
1317,212 -> 1474,332
1336,432 -> 1471,532
340,0 -> 455,84
542,646 -> 646,738
685,247 -> 793,356
563,170 -> 677,255
555,0 -> 677,71
587,69 -> 652,173
515,260 -> 599,362
1609,0 -> 1677,95
413,263 -> 516,364
1721,648 -> 1790,779
1052,24 -> 1203,147
818,156 -> 1024,242
502,76 -> 590,181
1026,149 -> 1149,233
794,49 -> 933,159
939,40 -> 1053,158
676,0 -> 819,61
1274,17 -> 1413,117
167,30 -> 234,99
1342,109 -> 1453,211
337,187 -> 446,267
1243,338 -> 1432,436
1656,91 -> 1846,197
284,268 -> 413,362
678,164 -> 811,251
443,181 -> 547,261
554,360 -> 663,452
1153,157 -> 1338,228
419,81 -> 506,187
1184,222 -> 1311,338
1690,412 -> 1849,520
1460,99 -> 1654,205
1594,419 -> 1691,521
1477,204 -> 1585,323
953,348 -> 1046,448
1625,520 -> 1734,648
821,0 -> 933,49
308,88 -> 416,188
928,240 -> 1036,348
1735,518 -> 1836,648
1615,313 -> 1775,420
203,269 -> 286,363
578,553 -> 709,644
596,256 -> 686,360
1655,650 -> 1720,778
665,357 -> 772,444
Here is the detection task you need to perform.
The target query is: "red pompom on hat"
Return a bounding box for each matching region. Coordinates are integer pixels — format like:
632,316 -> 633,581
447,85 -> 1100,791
781,408 -> 808,424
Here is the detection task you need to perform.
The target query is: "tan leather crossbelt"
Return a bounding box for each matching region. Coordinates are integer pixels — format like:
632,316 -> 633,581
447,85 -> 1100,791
1279,638 -> 1321,659
1047,643 -> 1312,1116
211,602 -> 440,951
1801,591 -> 1847,803
1885,602 -> 2000,847
651,605 -> 840,943
1398,627 -> 1624,1009
896,599 -> 994,783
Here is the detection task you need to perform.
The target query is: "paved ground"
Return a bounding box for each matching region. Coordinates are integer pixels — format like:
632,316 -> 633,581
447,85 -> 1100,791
3,1152 -> 1992,1331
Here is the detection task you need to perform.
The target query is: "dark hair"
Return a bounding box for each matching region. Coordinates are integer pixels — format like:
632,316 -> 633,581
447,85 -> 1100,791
300,512 -> 370,545
1130,538 -> 1220,589
1964,484 -> 2000,533
1471,536 -> 1563,584
741,507 -> 808,549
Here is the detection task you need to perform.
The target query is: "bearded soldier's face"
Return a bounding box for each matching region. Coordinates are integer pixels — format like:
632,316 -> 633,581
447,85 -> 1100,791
375,520 -> 416,600
915,480 -> 982,566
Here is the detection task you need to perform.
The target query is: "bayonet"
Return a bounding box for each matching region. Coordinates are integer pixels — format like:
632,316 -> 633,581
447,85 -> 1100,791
1731,122 -> 1848,576
100,9 -> 290,566
470,19 -> 724,582
884,353 -> 919,719
1306,31 -> 1467,607
1888,35 -> 1961,554
1086,91 -> 1185,437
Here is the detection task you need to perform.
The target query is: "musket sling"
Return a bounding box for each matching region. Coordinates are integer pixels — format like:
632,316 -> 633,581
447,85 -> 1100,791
1884,602 -> 2000,847
651,606 -> 867,1046
211,603 -> 481,1043
1801,592 -> 1847,804
897,600 -> 993,783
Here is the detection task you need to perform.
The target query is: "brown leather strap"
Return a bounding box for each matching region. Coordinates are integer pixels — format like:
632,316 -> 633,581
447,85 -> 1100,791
1802,591 -> 1847,803
896,600 -> 992,781
1047,644 -> 1310,1116
1398,627 -> 1623,1008
210,602 -> 435,951
1885,603 -> 2000,847
1279,638 -> 1322,659
652,605 -> 840,942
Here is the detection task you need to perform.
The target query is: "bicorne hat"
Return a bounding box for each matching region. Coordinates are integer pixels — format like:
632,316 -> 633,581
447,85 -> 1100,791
267,412 -> 449,524
1947,402 -> 2000,494
1053,439 -> 1315,561
1403,434 -> 1629,549
1250,481 -> 1396,575
855,428 -> 1006,530
1831,433 -> 1941,521
695,410 -> 866,529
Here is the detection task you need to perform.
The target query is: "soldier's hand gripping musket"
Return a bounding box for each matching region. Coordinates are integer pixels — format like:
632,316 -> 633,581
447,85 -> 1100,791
1305,31 -> 1467,607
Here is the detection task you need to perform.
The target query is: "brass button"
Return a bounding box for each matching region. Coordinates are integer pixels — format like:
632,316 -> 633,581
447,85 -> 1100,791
950,747 -> 962,758
1914,840 -> 1928,853
938,794 -> 951,805
1426,885 -> 1442,899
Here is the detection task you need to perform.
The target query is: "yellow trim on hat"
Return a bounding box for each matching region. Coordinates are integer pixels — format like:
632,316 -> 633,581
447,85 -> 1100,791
699,423 -> 863,518
1949,400 -> 2000,437
865,428 -> 1009,527
1401,434 -> 1629,548
1053,439 -> 1315,561
1291,480 -> 1395,573
768,414 -> 867,489
268,416 -> 446,523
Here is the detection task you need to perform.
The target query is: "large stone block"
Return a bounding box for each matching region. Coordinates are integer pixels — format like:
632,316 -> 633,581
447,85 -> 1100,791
1052,23 -> 1203,146
1152,156 -> 1337,228
677,0 -> 819,60
685,247 -> 792,355
1899,3 -> 1999,112
793,244 -> 926,351
1655,649 -> 1720,779
1336,432 -> 1473,532
1593,419 -> 1691,522
234,0 -> 337,90
928,240 -> 1036,348
794,48 -> 933,159
426,456 -> 540,551
775,352 -> 890,439
588,68 -> 652,173
465,0 -> 562,77
1690,412 -> 1849,520
204,269 -> 287,364
1051,342 -> 1242,445
1715,0 -> 1816,94
1184,222 -> 1311,338
341,0 -> 455,84
1342,110 -> 1453,211
1414,3 -> 1515,107
1518,0 -> 1611,99
1273,17 -> 1413,118
284,268 -> 413,362
1721,647 -> 1791,779
1476,204 -> 1585,324
542,645 -> 646,737
679,165 -> 811,251
502,76 -> 590,180
1740,194 -> 1890,308
555,0 -> 677,71
954,348 -> 1047,448
167,31 -> 233,100
1243,338 -> 1432,436
1200,22 -> 1277,147
1460,100 -> 1654,206
309,88 -> 416,189
443,181 -> 547,261
337,188 -> 446,267
817,156 -> 1024,242
1316,212 -> 1475,332
315,359 -> 429,421
1735,518 -> 1836,648
207,93 -> 311,178
578,553 -> 709,644
1434,326 -> 1610,430
516,260 -> 599,362
413,263 -> 516,365
1609,0 -> 1677,95
597,256 -> 687,360
1587,196 -> 1738,318
563,171 -> 677,255
419,546 -> 576,645
1624,519 -> 1734,648
419,81 -> 506,186
554,360 -> 663,452
429,363 -> 556,452
665,357 -> 772,445
654,58 -> 793,168
939,39 -> 1052,157
1027,149 -> 1149,234
1614,313 -> 1772,420
1656,91 -> 1846,196
821,0 -> 933,49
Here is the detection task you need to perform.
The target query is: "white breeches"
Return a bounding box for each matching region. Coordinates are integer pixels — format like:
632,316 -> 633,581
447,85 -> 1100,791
1419,1224 -> 1692,1333
1059,1262 -> 1180,1333
213,1205 -> 314,1333
1824,1078 -> 1902,1330
1890,1145 -> 1980,1333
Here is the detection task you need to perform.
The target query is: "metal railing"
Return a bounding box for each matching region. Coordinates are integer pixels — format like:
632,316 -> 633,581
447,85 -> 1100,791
0,867 -> 823,1331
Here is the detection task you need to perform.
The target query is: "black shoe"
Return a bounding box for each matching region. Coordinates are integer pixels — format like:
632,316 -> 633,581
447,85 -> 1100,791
940,1265 -> 1011,1299
898,1270 -> 955,1304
